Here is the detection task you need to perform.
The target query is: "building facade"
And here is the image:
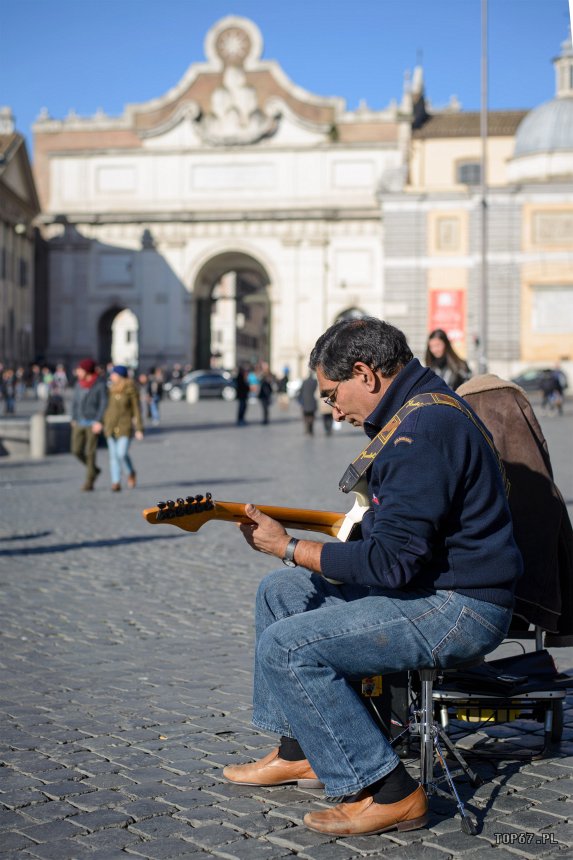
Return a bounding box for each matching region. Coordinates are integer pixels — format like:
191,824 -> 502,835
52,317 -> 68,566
0,108 -> 41,368
33,17 -> 573,377
380,36 -> 573,374
34,16 -> 410,377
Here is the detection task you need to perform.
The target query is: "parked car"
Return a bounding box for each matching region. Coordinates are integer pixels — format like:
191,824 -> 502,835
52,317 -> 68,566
511,367 -> 568,393
164,370 -> 236,401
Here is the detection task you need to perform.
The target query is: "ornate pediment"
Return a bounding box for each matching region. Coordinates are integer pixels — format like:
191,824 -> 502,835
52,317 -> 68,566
197,65 -> 280,145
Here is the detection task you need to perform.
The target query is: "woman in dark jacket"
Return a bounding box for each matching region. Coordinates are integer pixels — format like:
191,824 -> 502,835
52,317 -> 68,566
425,328 -> 471,391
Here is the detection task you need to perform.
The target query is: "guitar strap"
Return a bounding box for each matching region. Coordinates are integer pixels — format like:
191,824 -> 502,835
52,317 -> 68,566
339,391 -> 510,496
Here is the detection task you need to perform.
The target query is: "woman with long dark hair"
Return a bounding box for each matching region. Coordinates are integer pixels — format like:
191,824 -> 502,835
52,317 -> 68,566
425,329 -> 471,391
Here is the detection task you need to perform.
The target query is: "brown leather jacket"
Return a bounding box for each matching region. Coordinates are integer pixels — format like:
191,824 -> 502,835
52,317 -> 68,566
103,379 -> 143,439
458,375 -> 573,644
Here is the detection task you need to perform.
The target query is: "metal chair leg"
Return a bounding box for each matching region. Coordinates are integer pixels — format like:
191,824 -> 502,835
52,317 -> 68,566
415,669 -> 478,835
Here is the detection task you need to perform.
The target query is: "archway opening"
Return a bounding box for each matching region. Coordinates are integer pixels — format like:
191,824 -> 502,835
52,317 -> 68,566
193,252 -> 270,370
98,306 -> 140,368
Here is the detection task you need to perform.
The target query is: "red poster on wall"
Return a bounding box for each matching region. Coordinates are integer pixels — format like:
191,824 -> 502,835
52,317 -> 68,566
429,290 -> 466,344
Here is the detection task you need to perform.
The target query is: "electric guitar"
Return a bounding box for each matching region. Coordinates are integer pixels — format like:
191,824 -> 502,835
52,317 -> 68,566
142,482 -> 370,543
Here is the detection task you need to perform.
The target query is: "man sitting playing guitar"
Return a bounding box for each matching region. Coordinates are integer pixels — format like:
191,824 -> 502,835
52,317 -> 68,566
223,317 -> 523,836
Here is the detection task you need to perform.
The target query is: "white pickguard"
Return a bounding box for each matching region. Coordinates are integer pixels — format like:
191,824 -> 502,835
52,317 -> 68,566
336,478 -> 371,542
324,478 -> 370,584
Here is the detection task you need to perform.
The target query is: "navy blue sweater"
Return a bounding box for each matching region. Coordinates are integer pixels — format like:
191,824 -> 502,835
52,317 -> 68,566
321,359 -> 523,607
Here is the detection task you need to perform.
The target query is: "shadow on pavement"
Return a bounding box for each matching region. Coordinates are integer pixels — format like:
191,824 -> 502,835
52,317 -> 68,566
0,532 -> 185,557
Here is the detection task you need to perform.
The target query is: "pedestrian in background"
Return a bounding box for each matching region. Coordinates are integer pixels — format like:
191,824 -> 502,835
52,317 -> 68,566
277,368 -> 290,410
146,368 -> 164,425
103,365 -> 144,491
425,328 -> 471,391
71,358 -> 108,491
1,368 -> 16,414
319,396 -> 334,435
299,371 -> 317,435
540,368 -> 564,416
235,366 -> 250,426
258,364 -> 274,425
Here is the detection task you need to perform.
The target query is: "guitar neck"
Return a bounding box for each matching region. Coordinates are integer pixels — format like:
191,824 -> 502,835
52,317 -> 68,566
213,501 -> 344,536
142,497 -> 345,537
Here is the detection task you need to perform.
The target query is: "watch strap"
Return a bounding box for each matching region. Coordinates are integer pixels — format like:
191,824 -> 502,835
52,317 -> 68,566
282,537 -> 299,566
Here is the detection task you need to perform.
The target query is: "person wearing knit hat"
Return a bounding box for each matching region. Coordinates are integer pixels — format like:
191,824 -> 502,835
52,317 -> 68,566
71,358 -> 108,490
103,366 -> 144,492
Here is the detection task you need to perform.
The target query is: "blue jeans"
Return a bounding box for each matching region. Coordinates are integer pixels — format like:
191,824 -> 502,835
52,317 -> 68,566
106,435 -> 134,485
149,396 -> 160,423
253,568 -> 512,798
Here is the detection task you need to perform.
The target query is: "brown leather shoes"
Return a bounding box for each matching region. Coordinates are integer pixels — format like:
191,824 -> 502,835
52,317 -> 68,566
304,784 -> 428,836
127,472 -> 136,489
223,747 -> 323,788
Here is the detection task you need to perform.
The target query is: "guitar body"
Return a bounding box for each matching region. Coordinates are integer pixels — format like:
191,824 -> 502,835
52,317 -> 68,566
142,481 -> 370,542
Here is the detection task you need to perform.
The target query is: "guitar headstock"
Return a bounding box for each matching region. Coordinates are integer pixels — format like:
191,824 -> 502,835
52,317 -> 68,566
142,492 -> 215,532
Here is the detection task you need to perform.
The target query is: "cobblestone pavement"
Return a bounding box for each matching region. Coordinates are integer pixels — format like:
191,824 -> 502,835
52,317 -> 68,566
1,395 -> 573,859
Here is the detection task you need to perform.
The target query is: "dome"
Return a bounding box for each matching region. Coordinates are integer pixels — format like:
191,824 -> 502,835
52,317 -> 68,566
514,97 -> 573,157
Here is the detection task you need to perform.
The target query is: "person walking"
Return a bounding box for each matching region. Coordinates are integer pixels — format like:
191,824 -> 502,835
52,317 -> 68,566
235,366 -> 250,426
299,372 -> 318,435
103,365 -> 144,491
258,364 -> 274,425
146,368 -> 164,425
425,328 -> 471,391
0,369 -> 16,414
70,358 -> 108,491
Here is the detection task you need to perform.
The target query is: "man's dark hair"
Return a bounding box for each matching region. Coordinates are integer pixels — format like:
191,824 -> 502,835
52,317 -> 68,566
309,317 -> 413,380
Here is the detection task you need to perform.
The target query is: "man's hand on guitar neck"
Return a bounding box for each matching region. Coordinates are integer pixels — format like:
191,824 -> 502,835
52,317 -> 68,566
240,504 -> 324,573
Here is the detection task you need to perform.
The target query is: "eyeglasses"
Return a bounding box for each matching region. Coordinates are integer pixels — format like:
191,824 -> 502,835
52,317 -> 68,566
323,379 -> 347,409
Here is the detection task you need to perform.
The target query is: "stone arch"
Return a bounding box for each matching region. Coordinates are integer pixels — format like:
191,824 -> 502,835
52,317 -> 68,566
97,304 -> 140,368
191,249 -> 273,370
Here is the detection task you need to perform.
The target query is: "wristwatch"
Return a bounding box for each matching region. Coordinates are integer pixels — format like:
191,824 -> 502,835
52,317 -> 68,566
282,537 -> 299,567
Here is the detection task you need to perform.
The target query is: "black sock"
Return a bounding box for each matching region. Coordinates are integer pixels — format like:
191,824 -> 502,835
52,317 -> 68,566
278,736 -> 306,761
371,761 -> 418,804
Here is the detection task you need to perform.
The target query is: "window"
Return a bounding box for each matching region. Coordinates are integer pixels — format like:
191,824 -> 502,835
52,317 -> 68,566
531,286 -> 573,334
457,162 -> 481,185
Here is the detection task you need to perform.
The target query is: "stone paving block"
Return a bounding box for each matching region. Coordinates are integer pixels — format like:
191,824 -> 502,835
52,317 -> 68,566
553,757 -> 573,771
0,790 -> 48,810
519,786 -> 569,804
181,822 -> 246,849
14,818 -> 84,844
128,814 -> 193,839
124,837 -> 206,858
224,812 -> 288,838
504,808 -> 568,830
66,808 -> 135,832
0,832 -> 37,853
549,821 -> 573,848
367,846 -> 449,860
74,826 -> 146,852
17,837 -> 90,859
266,824 -> 334,851
174,806 -> 226,827
294,841 -> 361,860
423,829 -> 492,853
449,850 -> 518,860
0,810 -> 32,832
39,781 -> 98,801
66,789 -> 133,811
210,839 -> 294,860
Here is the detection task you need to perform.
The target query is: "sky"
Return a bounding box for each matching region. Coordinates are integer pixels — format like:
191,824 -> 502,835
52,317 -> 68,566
2,0 -> 572,158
